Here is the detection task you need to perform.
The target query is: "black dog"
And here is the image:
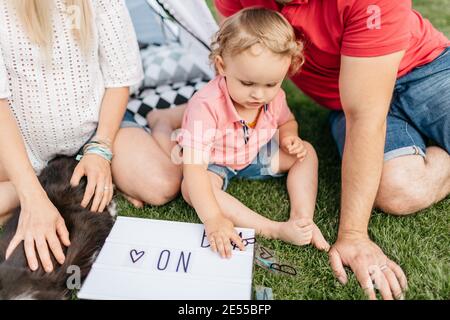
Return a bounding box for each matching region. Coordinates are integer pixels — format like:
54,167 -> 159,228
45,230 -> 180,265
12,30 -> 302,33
0,156 -> 116,300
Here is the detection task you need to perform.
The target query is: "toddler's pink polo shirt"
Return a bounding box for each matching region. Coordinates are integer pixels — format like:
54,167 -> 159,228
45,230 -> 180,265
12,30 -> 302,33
178,76 -> 293,170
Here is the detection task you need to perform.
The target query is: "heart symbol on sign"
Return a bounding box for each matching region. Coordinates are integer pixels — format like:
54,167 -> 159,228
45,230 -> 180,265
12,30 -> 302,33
130,249 -> 145,263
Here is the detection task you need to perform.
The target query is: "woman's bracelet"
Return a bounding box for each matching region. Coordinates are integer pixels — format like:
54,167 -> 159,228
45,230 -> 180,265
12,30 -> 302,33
90,135 -> 112,148
76,140 -> 113,163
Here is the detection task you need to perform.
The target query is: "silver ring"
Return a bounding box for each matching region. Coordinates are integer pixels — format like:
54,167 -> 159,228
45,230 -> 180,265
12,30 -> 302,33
104,186 -> 110,190
380,264 -> 388,271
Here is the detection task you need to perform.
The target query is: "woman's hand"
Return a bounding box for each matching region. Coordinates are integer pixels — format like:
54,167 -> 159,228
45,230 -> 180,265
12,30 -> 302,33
204,216 -> 246,259
70,154 -> 113,213
5,193 -> 70,273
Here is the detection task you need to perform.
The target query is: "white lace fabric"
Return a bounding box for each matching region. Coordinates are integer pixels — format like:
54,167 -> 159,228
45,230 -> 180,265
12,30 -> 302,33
0,0 -> 144,173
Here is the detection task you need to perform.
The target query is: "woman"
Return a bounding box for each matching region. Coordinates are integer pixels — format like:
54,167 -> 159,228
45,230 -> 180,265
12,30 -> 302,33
0,0 -> 181,274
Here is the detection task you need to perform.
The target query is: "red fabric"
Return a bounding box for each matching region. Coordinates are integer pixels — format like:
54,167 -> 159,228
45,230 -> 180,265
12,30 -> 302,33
214,0 -> 449,110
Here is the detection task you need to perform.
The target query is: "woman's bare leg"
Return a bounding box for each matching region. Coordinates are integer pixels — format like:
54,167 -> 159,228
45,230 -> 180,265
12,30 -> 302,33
112,127 -> 182,207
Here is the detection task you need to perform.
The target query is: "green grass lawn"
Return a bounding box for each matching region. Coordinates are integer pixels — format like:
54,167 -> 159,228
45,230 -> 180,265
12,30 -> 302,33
116,0 -> 450,300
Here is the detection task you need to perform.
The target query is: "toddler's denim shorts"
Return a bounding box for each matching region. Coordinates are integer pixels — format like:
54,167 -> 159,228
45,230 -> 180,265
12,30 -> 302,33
207,138 -> 285,191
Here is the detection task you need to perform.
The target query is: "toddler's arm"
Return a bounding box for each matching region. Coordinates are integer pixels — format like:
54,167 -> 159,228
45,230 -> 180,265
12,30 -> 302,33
182,147 -> 245,258
278,116 -> 308,161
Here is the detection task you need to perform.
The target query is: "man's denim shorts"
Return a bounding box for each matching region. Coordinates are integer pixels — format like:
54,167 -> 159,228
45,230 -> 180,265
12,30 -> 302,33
207,138 -> 285,191
329,46 -> 450,161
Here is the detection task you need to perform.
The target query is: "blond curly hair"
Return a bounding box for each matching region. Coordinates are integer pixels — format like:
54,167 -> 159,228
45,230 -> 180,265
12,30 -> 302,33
209,7 -> 304,76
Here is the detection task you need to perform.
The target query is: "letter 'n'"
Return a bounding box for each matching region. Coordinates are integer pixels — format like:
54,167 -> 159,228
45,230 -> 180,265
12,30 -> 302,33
176,251 -> 192,273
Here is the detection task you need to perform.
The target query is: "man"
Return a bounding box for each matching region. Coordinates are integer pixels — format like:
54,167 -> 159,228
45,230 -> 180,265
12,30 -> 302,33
210,0 -> 450,300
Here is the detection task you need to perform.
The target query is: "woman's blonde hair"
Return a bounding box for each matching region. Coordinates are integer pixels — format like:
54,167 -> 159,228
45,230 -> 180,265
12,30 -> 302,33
14,0 -> 93,56
209,7 -> 304,75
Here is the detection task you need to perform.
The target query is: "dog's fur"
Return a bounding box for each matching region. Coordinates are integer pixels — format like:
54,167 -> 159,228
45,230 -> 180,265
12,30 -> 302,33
0,156 -> 116,300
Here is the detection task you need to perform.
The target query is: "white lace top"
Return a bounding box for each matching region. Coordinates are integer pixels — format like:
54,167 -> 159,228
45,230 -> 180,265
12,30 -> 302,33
0,0 -> 144,173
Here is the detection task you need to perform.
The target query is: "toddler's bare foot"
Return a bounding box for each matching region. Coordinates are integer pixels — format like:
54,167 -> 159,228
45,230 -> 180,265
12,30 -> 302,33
146,108 -> 176,129
277,218 -> 313,246
146,104 -> 186,129
311,224 -> 331,251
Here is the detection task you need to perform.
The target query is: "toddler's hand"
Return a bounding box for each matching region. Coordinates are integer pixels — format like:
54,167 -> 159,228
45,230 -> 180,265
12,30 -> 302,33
204,216 -> 246,259
281,136 -> 307,161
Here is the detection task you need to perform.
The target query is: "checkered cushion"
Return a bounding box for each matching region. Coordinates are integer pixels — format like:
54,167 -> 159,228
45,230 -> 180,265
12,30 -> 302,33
141,43 -> 210,88
127,77 -> 209,126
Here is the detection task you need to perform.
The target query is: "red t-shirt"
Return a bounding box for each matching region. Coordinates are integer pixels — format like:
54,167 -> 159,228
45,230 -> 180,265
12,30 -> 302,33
215,0 -> 450,110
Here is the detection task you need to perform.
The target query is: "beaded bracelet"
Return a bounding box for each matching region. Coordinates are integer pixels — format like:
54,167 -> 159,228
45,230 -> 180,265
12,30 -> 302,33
82,141 -> 110,154
76,140 -> 113,163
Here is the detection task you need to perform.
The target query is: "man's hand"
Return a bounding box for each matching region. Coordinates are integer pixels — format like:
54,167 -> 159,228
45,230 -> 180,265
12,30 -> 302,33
204,216 -> 246,259
328,234 -> 407,300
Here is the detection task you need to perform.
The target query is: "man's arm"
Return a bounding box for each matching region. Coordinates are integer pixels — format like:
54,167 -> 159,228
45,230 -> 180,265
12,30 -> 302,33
328,51 -> 408,300
339,51 -> 403,237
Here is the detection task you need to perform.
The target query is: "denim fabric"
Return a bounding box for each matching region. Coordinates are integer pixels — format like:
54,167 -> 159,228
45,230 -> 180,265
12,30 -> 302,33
120,110 -> 147,130
207,138 -> 285,191
330,46 -> 450,161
